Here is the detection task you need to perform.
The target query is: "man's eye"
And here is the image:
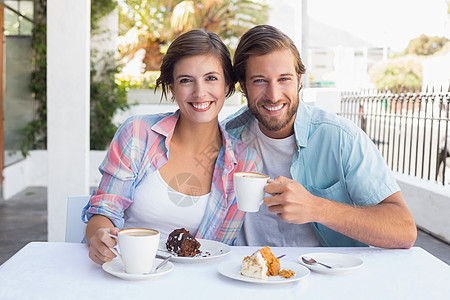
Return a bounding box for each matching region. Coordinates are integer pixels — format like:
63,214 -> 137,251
280,77 -> 290,81
253,79 -> 264,83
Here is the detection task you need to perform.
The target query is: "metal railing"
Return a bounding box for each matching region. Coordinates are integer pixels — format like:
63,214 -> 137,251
340,87 -> 450,185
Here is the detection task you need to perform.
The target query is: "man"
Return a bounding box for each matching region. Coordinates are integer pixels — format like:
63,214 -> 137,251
224,25 -> 417,248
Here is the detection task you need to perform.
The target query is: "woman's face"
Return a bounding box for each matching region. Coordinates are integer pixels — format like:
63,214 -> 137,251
170,54 -> 227,125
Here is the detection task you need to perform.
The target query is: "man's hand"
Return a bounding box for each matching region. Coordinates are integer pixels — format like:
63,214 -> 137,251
264,176 -> 317,224
263,176 -> 417,249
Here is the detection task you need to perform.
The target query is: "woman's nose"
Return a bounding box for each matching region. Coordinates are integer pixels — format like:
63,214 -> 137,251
193,82 -> 207,98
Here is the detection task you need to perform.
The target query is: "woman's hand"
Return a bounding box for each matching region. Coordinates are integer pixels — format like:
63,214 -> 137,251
85,214 -> 118,265
88,227 -> 119,265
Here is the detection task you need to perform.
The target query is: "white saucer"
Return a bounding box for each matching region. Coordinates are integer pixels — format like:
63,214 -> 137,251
298,253 -> 363,274
158,239 -> 231,263
218,260 -> 310,284
102,258 -> 174,280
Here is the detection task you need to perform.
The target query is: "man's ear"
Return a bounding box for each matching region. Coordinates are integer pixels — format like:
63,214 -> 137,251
239,81 -> 247,97
297,74 -> 303,92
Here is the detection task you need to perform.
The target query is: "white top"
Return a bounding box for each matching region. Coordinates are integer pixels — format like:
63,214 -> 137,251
243,118 -> 296,179
124,170 -> 209,238
238,119 -> 320,246
1,242 -> 449,299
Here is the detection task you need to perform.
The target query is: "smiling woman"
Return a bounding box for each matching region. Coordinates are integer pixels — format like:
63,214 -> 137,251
83,29 -> 262,266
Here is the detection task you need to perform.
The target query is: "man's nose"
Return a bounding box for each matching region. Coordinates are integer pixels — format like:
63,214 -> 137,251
266,83 -> 282,102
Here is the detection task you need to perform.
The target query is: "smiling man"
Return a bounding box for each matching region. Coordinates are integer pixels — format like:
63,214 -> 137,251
224,25 -> 417,248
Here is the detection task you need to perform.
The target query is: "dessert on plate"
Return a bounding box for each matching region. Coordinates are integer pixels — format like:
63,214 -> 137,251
279,269 -> 295,278
240,246 -> 280,279
166,228 -> 201,257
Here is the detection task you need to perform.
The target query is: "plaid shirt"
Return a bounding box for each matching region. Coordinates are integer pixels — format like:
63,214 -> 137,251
83,110 -> 261,245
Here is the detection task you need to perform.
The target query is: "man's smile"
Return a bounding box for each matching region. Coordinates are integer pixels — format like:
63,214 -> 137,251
263,104 -> 285,112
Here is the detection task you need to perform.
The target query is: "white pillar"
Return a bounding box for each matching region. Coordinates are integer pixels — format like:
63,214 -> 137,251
300,0 -> 309,88
47,0 -> 90,241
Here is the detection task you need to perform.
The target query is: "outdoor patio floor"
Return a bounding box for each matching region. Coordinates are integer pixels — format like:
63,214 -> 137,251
1,186 -> 450,266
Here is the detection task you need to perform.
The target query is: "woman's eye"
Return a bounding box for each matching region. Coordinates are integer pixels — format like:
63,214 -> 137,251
179,78 -> 191,84
206,76 -> 218,81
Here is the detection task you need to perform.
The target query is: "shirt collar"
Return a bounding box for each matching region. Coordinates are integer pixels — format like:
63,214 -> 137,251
219,123 -> 238,171
150,109 -> 237,170
151,110 -> 180,149
293,100 -> 311,148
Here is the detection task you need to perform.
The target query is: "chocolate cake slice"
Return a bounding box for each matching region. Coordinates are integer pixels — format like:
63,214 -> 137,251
166,228 -> 201,257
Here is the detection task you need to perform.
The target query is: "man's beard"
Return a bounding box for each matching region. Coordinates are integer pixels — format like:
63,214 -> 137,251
248,95 -> 299,132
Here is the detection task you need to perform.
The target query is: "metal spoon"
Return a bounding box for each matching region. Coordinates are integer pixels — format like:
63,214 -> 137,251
302,256 -> 333,269
144,256 -> 171,274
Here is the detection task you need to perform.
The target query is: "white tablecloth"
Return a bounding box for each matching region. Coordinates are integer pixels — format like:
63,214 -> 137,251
1,242 -> 449,299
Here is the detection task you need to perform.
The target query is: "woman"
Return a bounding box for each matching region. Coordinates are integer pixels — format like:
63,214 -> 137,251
83,29 -> 261,265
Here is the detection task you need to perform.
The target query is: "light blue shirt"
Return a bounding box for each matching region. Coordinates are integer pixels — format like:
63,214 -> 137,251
223,100 -> 400,247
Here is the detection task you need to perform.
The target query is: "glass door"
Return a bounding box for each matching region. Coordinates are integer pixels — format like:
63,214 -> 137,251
3,0 -> 34,167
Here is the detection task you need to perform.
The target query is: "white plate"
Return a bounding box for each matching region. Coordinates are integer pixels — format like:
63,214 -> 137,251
158,239 -> 231,263
217,260 -> 310,284
102,258 -> 174,280
298,253 -> 363,274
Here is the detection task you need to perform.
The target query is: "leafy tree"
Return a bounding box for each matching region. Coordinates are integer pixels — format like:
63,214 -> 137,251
369,56 -> 422,90
118,0 -> 269,71
405,34 -> 449,56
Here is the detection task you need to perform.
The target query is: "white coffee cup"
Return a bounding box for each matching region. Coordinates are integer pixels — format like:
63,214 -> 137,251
109,228 -> 160,274
234,172 -> 270,212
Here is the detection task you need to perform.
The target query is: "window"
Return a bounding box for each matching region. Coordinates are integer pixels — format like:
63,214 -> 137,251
4,0 -> 34,36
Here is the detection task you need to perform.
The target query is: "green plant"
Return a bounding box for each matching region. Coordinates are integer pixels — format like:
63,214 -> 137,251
90,53 -> 129,150
91,0 -> 117,30
90,0 -> 131,150
22,0 -> 47,156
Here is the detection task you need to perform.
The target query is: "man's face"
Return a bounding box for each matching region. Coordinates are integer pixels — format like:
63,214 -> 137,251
242,49 -> 301,139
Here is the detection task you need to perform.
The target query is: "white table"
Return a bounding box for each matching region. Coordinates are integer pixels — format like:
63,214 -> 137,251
1,242 -> 449,300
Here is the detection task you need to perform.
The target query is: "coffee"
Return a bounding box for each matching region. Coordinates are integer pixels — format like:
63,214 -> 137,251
241,174 -> 267,178
109,228 -> 160,274
234,172 -> 269,212
235,172 -> 268,178
122,229 -> 158,237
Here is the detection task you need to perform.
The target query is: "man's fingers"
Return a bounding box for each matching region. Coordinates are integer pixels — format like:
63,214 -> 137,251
265,181 -> 284,195
272,176 -> 290,182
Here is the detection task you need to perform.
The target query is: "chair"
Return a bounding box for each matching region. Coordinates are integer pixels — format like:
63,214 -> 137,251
65,195 -> 90,243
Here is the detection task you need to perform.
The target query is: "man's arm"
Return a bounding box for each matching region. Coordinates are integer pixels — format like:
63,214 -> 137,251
264,177 -> 417,249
